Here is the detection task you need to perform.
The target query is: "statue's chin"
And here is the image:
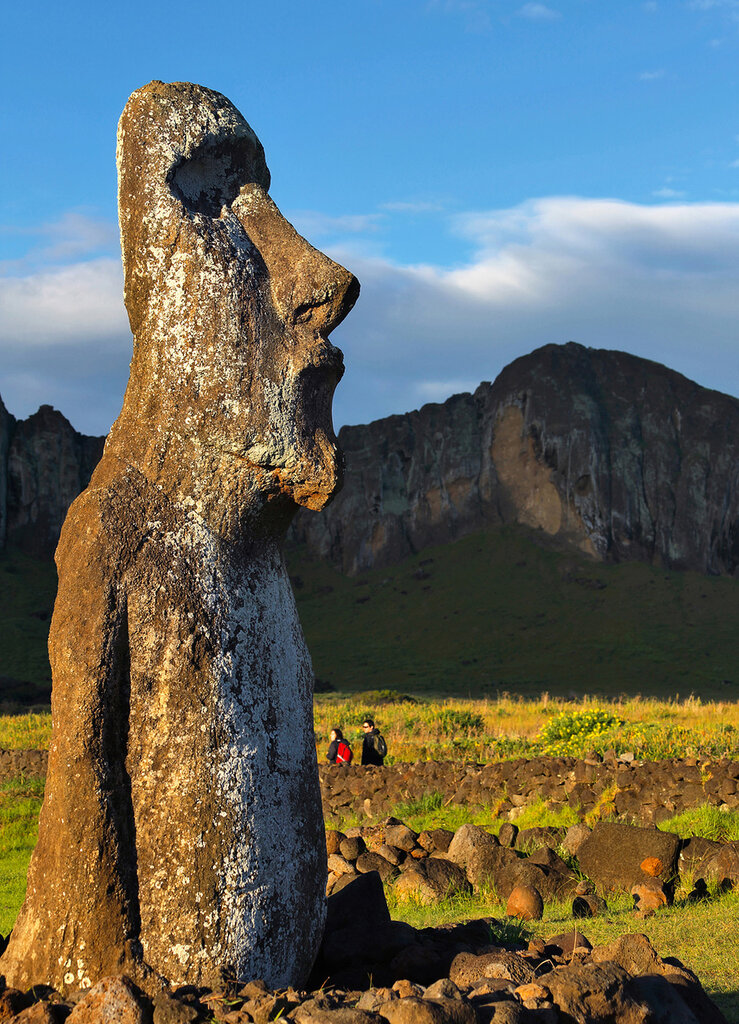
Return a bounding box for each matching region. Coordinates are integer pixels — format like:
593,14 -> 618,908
288,436 -> 343,512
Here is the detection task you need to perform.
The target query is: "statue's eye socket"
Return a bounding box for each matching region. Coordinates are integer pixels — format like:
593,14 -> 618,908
293,303 -> 315,325
169,137 -> 265,218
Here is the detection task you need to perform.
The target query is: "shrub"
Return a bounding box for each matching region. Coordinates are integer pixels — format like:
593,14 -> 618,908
436,709 -> 485,736
536,709 -> 623,756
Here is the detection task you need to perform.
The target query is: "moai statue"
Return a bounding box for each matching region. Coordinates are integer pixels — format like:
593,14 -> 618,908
1,81 -> 358,992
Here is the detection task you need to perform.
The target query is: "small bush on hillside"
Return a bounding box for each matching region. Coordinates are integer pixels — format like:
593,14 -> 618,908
436,709 -> 485,735
353,690 -> 419,706
537,709 -> 623,755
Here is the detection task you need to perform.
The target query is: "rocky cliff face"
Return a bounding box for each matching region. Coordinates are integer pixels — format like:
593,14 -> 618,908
290,343 -> 739,577
0,402 -> 104,558
4,342 -> 738,576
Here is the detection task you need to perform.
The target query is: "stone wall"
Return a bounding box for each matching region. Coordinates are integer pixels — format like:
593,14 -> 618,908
318,755 -> 739,825
0,748 -> 48,778
4,751 -> 737,826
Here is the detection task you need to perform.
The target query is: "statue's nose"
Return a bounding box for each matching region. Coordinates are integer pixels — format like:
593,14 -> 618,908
231,185 -> 359,336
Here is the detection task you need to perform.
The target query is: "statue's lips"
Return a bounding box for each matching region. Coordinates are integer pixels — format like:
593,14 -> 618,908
294,339 -> 345,387
304,339 -> 344,375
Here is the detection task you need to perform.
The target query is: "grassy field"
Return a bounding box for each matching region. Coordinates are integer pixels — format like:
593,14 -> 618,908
4,694 -> 738,765
0,777 -> 44,935
288,525 -> 739,700
313,692 -> 739,764
0,546 -> 56,702
3,523 -> 739,703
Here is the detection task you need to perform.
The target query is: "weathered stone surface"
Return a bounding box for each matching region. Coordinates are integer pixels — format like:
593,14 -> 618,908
289,342 -> 739,578
0,81 -> 358,993
449,952 -> 534,987
576,822 -> 681,892
65,976 -> 149,1023
545,962 -> 653,1023
505,885 -> 543,921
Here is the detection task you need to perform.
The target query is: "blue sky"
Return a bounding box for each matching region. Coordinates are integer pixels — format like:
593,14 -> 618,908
1,0 -> 739,434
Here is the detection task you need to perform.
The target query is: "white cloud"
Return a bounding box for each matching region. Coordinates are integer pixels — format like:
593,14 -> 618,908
0,259 -> 127,346
415,378 -> 481,402
517,3 -> 560,18
3,198 -> 739,436
652,187 -> 687,198
328,197 -> 739,427
687,0 -> 739,9
639,69 -> 666,80
0,212 -> 119,274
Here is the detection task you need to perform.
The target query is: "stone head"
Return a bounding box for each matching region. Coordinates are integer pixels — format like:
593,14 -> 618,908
114,81 -> 359,524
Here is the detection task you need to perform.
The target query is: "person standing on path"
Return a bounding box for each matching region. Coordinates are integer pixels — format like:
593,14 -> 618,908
361,717 -> 387,766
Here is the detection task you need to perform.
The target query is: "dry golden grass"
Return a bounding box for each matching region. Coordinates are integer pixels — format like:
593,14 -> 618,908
314,692 -> 739,763
2,694 -> 738,763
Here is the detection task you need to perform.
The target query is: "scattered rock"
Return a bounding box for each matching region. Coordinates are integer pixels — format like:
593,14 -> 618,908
8,1002 -> 67,1023
545,962 -> 653,1023
561,823 -> 592,858
384,825 -> 419,853
576,822 -> 680,892
631,880 -> 669,917
418,830 -> 454,854
572,893 -> 607,918
450,951 -> 534,987
152,989 -> 201,1023
424,979 -> 463,1000
544,931 -> 593,958
356,853 -> 397,883
326,831 -> 346,856
66,976 -> 149,1024
505,885 -> 543,921
639,856 -> 663,877
0,988 -> 31,1019
340,838 -> 366,861
498,824 -> 518,849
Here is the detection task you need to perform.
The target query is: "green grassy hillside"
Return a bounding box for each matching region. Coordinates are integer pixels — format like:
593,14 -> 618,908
2,524 -> 739,703
287,524 -> 739,700
0,546 -> 56,704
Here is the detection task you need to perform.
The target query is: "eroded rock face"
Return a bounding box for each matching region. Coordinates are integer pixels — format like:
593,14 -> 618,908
0,80 -> 358,993
290,342 -> 739,576
4,405 -> 104,558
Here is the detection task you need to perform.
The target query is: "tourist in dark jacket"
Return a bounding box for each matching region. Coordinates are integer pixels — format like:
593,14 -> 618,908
326,727 -> 343,763
361,718 -> 387,766
327,728 -> 353,765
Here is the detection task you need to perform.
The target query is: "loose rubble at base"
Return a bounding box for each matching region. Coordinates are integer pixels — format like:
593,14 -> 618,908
0,813 -> 734,1022
0,873 -> 727,1023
